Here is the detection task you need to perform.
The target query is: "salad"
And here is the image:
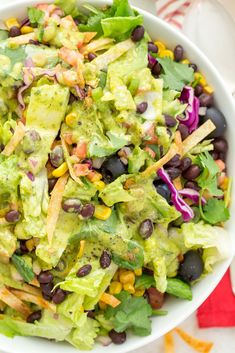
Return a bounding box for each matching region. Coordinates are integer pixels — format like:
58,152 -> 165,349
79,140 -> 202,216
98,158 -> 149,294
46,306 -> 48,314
0,0 -> 232,349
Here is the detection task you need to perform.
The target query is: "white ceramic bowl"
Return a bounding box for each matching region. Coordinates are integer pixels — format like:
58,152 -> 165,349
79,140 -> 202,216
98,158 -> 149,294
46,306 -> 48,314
1,1 -> 235,352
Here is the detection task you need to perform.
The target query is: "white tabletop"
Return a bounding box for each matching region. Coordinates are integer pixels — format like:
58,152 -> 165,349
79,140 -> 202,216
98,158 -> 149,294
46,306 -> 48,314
0,0 -> 234,352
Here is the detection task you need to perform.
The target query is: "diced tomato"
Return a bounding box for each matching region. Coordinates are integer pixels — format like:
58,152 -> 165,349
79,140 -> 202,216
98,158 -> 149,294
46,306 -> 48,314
87,170 -> 102,182
144,123 -> 158,145
63,133 -> 73,145
215,159 -> 226,172
74,163 -> 90,176
72,142 -> 87,159
144,146 -> 156,159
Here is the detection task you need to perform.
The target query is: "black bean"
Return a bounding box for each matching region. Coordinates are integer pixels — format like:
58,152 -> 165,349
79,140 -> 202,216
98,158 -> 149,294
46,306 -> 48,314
52,288 -> 67,304
48,178 -> 57,193
50,145 -> 64,168
154,182 -> 171,202
165,167 -> 181,180
5,210 -> 20,223
148,42 -> 158,53
109,330 -> 126,345
189,63 -> 197,72
136,102 -> 148,114
80,204 -> 95,218
164,114 -> 177,127
77,264 -> 92,277
165,154 -> 181,168
180,157 -> 192,171
42,292 -> 52,301
20,240 -> 29,254
174,45 -> 184,62
178,123 -> 189,140
210,151 -> 219,160
184,181 -> 200,191
100,250 -> 112,269
178,250 -> 203,283
201,107 -> 227,138
88,52 -> 97,61
0,143 -> 4,152
199,93 -> 213,107
219,152 -> 226,162
86,310 -> 95,319
40,282 -> 53,296
9,26 -> 21,37
139,219 -> 154,239
213,137 -> 228,153
38,271 -> 53,284
194,84 -> 203,97
27,310 -> 42,323
131,25 -> 145,42
183,165 -> 201,180
152,62 -> 161,76
62,198 -> 82,213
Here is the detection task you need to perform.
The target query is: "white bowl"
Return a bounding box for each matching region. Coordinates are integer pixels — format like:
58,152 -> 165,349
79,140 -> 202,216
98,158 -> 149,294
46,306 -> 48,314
1,1 -> 235,352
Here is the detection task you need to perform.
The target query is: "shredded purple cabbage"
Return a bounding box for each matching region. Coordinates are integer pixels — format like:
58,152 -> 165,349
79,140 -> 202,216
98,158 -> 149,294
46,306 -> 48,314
178,86 -> 199,133
157,168 -> 194,222
178,188 -> 206,205
17,69 -> 34,109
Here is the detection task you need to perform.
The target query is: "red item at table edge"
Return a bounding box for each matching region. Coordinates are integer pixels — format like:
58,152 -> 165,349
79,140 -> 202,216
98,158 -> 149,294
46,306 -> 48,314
197,269 -> 235,328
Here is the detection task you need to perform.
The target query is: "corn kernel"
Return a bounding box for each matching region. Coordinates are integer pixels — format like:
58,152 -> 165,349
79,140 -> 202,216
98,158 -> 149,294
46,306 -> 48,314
181,59 -> 190,65
159,49 -> 174,60
99,300 -> 107,310
5,17 -> 20,29
77,240 -> 85,258
123,283 -> 135,294
194,72 -> 207,87
93,180 -> 105,191
21,26 -> 34,34
89,171 -> 102,183
204,85 -> 214,94
65,112 -> 77,127
134,268 -> 142,277
109,281 -> 122,295
134,288 -> 145,297
119,270 -> 135,285
25,239 -> 35,252
52,162 -> 68,178
94,205 -> 112,221
154,40 -> 166,53
112,271 -> 119,281
80,306 -> 84,313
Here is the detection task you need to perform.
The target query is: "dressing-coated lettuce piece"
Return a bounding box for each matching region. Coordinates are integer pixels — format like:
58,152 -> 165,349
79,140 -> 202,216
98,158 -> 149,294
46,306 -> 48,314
63,177 -> 97,201
99,175 -> 136,206
15,169 -> 48,239
163,89 -> 187,118
0,155 -> 21,211
0,226 -> 16,264
0,310 -> 73,340
20,84 -> 69,174
0,118 -> 17,146
67,314 -> 99,350
36,211 -> 79,268
102,15 -> 143,41
58,293 -> 84,325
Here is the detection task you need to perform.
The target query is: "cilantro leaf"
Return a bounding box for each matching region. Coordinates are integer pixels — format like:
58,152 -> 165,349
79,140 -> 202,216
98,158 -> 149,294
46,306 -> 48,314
135,274 -> 155,289
157,57 -> 194,91
27,7 -> 45,27
105,291 -> 152,336
202,198 -> 230,225
196,152 -> 223,196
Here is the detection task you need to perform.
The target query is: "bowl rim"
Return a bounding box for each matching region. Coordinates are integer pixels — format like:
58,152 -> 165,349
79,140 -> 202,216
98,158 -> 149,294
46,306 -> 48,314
0,1 -> 235,353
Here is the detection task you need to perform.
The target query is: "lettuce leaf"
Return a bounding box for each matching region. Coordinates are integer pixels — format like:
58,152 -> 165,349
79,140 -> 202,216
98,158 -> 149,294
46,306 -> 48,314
101,15 -> 143,41
0,310 -> 73,340
0,226 -> 16,263
163,90 -> 187,118
57,292 -> 84,325
63,177 -> 97,201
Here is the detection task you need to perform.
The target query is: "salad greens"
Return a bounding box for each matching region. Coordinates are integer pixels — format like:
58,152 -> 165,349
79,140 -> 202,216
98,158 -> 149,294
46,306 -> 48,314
0,0 -> 231,350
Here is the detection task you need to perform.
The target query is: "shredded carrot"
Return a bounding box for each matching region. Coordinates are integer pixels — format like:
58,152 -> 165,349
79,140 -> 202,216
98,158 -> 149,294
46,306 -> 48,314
144,146 -> 156,159
173,177 -> 182,190
0,286 -> 31,317
182,120 -> 216,155
1,122 -> 25,156
10,289 -> 56,312
100,293 -> 121,308
46,173 -> 69,244
164,331 -> 175,353
174,327 -> 213,353
61,137 -> 83,185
